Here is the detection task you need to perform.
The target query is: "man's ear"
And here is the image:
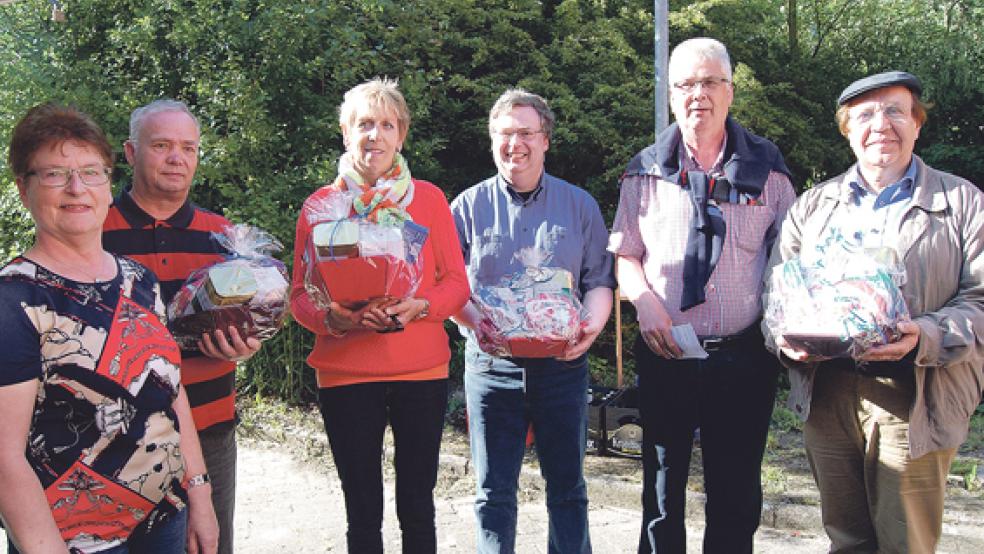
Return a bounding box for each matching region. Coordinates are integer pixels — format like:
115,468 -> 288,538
123,140 -> 136,166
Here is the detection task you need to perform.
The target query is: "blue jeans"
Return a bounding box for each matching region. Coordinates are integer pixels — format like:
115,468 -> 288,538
318,378 -> 449,554
198,424 -> 237,554
634,329 -> 778,554
8,508 -> 187,554
465,348 -> 592,554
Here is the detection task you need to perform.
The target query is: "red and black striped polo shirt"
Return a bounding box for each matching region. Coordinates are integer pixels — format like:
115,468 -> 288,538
103,186 -> 236,432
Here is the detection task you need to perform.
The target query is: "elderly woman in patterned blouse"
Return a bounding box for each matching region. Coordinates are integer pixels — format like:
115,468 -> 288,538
0,103 -> 217,554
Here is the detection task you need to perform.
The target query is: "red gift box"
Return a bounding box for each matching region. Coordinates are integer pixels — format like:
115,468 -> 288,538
506,337 -> 569,358
313,256 -> 414,306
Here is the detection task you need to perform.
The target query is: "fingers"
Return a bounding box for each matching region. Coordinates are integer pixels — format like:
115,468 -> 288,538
642,329 -> 678,359
199,327 -> 259,362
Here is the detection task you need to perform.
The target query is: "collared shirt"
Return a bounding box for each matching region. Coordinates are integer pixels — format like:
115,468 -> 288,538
609,143 -> 797,337
103,185 -> 237,431
818,160 -> 918,255
451,172 -> 615,297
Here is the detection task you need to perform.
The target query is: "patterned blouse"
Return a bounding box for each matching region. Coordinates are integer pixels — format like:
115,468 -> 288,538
0,255 -> 187,553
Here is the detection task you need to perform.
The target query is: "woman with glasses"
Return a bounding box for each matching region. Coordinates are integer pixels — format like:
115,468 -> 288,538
0,103 -> 218,554
289,78 -> 469,553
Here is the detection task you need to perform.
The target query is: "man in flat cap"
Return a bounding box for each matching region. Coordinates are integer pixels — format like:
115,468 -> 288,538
763,71 -> 984,553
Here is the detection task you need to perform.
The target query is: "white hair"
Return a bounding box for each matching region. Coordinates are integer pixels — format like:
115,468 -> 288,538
129,99 -> 200,144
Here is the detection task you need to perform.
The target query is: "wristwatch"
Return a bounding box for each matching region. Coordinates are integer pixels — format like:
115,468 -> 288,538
187,473 -> 211,488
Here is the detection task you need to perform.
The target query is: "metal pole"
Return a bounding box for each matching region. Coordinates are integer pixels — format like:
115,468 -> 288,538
654,0 -> 669,137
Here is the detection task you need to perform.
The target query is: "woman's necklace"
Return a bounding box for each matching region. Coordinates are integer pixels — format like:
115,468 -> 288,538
28,248 -> 117,283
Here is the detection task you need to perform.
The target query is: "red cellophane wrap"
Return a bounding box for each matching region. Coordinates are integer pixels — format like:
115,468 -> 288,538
167,224 -> 290,349
471,248 -> 587,358
301,187 -> 427,310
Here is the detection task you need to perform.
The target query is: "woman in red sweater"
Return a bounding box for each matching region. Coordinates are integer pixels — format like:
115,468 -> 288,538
289,78 -> 469,553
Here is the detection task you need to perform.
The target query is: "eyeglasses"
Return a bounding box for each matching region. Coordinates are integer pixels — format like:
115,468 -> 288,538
26,166 -> 111,188
849,104 -> 911,125
671,77 -> 731,94
493,129 -> 545,142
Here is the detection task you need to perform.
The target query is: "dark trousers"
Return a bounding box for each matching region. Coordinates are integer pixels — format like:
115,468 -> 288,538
318,378 -> 449,554
635,331 -> 778,554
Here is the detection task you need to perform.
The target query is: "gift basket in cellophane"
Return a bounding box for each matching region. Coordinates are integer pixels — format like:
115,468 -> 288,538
764,245 -> 910,360
168,224 -> 290,349
301,172 -> 427,311
471,248 -> 588,358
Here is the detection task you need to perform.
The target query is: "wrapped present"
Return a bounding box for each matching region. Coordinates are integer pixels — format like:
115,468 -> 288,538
472,249 -> 587,358
764,247 -> 909,360
302,186 -> 427,310
168,224 -> 290,349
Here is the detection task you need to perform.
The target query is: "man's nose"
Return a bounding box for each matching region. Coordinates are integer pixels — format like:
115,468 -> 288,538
870,109 -> 892,129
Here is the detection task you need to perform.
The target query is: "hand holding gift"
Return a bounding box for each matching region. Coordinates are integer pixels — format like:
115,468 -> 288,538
168,224 -> 290,351
765,246 -> 910,361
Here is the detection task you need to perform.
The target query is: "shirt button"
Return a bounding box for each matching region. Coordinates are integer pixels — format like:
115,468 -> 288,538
161,258 -> 168,266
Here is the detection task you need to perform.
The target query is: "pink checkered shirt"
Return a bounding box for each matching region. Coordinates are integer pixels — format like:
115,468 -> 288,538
609,154 -> 796,337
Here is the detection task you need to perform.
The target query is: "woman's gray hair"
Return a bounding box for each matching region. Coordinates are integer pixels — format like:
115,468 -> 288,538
669,37 -> 733,82
488,89 -> 555,139
338,77 -> 411,135
129,99 -> 200,144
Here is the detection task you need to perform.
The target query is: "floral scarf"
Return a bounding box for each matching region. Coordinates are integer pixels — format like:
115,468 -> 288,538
330,152 -> 414,226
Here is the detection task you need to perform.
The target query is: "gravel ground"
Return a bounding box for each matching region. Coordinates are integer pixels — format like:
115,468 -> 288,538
3,399 -> 981,553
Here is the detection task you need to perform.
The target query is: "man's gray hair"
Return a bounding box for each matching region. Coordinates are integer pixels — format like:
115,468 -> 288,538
129,99 -> 200,144
669,37 -> 733,82
488,89 -> 555,139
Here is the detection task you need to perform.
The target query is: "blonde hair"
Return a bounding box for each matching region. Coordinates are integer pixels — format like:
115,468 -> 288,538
338,77 -> 411,135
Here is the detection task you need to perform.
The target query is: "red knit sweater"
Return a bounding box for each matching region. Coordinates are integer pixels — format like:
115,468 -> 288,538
290,179 -> 470,388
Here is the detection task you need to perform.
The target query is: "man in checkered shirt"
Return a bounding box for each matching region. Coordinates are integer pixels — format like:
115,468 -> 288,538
608,38 -> 796,554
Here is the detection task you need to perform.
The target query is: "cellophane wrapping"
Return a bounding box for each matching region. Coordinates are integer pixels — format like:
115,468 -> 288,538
471,248 -> 588,358
301,187 -> 427,310
764,247 -> 910,360
167,224 -> 290,349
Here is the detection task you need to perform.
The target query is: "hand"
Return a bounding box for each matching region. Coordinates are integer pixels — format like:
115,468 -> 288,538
384,297 -> 430,328
777,335 -> 813,362
326,297 -> 401,333
475,317 -> 508,356
558,316 -> 603,361
636,294 -> 681,359
198,327 -> 262,362
859,320 -> 920,362
185,485 -> 219,554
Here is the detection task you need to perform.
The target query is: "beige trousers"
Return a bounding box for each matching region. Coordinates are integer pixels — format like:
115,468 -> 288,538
803,369 -> 956,554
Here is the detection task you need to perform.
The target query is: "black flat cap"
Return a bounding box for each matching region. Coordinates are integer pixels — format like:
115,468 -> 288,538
837,71 -> 923,105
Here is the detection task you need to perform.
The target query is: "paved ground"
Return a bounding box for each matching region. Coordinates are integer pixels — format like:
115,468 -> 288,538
234,443 -> 832,553
4,435 -> 982,553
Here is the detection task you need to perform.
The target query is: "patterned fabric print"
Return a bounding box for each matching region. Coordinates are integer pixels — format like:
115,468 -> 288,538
0,256 -> 186,552
609,170 -> 796,337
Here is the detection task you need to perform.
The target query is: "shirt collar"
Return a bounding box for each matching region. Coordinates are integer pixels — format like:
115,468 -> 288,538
114,184 -> 196,229
497,172 -> 546,206
847,160 -> 917,208
681,131 -> 728,174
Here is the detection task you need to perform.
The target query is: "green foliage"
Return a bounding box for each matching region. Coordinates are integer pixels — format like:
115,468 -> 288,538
1,0 -> 981,402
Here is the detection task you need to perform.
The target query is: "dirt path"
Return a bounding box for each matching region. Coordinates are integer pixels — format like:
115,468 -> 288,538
233,441 -> 832,553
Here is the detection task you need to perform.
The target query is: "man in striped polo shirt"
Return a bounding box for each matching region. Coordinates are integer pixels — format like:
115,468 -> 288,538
103,99 -> 260,554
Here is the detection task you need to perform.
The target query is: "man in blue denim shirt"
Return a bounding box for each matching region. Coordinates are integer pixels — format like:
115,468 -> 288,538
451,89 -> 615,554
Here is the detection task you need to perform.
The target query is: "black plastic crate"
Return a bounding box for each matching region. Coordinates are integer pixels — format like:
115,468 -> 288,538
587,386 -> 642,458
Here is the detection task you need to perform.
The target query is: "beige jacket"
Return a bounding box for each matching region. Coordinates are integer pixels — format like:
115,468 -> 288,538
764,155 -> 984,458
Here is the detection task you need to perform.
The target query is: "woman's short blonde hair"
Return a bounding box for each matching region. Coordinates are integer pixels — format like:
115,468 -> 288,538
338,77 -> 411,135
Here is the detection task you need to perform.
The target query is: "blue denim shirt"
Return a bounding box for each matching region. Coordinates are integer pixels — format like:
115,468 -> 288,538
451,172 -> 615,374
